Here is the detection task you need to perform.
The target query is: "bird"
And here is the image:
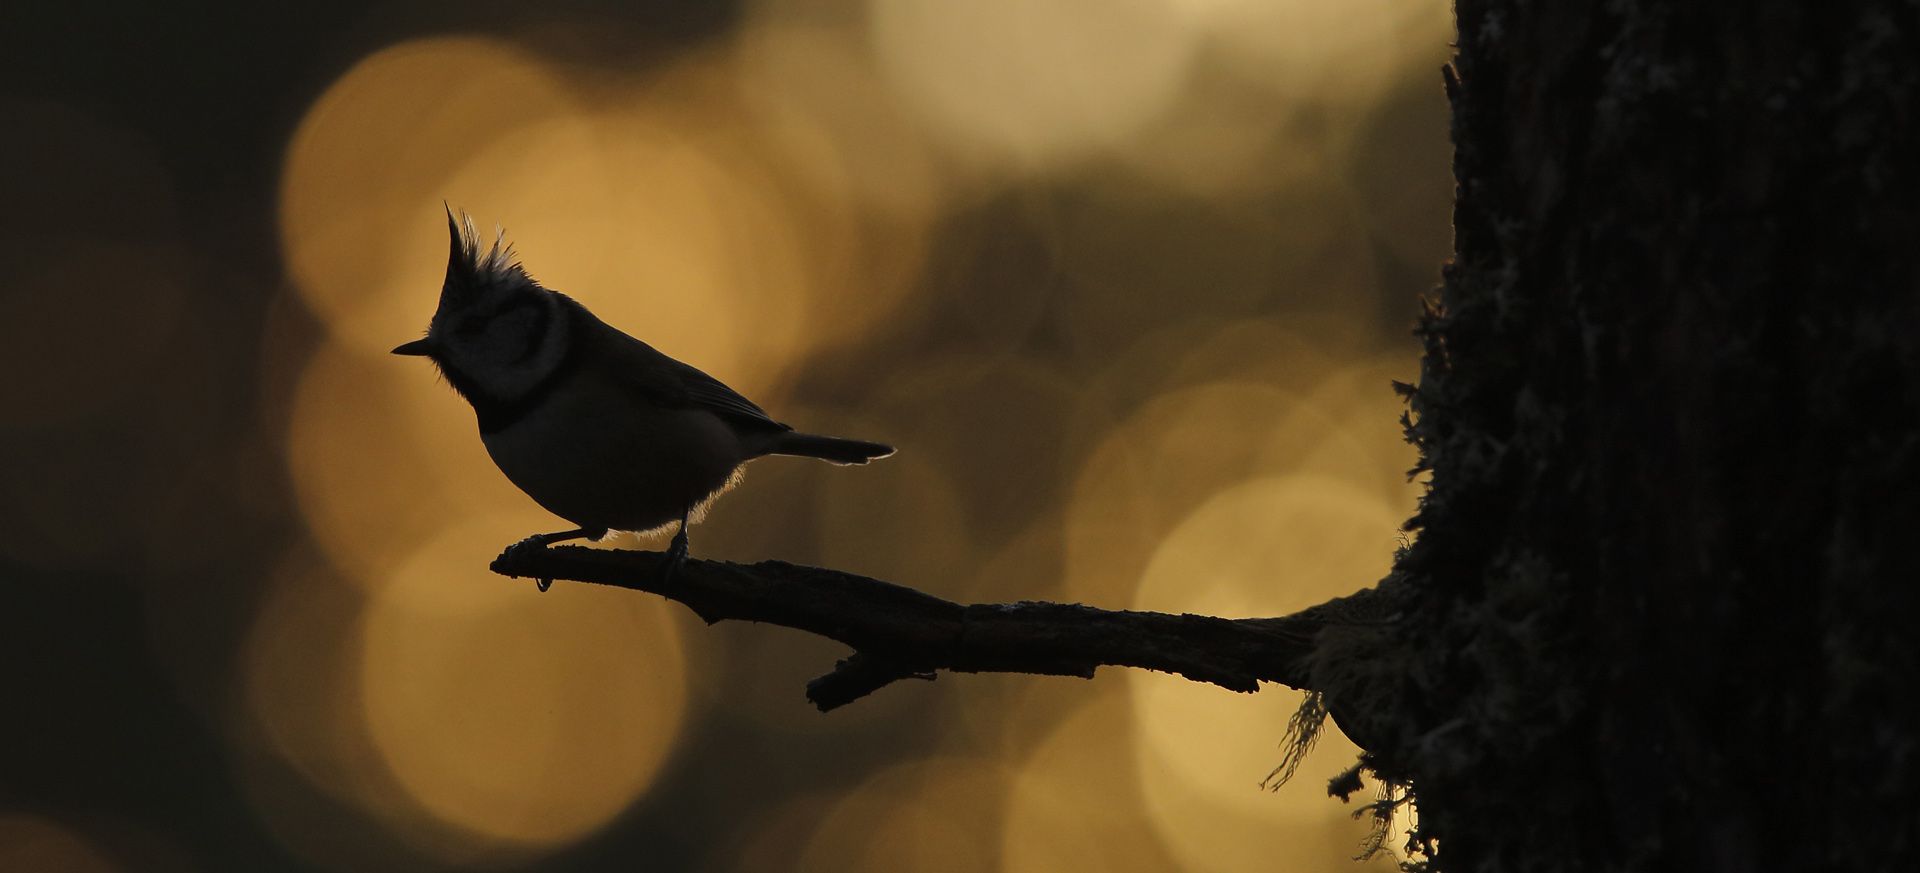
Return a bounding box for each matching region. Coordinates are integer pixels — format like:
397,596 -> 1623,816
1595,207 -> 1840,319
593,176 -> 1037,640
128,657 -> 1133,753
393,209 -> 894,587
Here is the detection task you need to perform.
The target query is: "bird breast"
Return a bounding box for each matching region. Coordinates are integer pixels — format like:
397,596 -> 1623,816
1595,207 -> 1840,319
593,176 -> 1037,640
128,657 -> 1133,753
479,367 -> 749,533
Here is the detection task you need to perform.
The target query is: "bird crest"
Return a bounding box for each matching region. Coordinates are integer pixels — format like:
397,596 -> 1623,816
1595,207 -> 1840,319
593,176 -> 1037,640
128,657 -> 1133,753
443,205 -> 536,300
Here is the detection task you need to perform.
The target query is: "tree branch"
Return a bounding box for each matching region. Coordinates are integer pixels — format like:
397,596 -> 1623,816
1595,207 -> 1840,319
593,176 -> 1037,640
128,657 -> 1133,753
489,543 -> 1394,712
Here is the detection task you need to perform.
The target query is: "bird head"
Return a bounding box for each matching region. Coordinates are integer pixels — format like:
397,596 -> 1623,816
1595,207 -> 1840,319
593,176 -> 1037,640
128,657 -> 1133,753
393,209 -> 572,409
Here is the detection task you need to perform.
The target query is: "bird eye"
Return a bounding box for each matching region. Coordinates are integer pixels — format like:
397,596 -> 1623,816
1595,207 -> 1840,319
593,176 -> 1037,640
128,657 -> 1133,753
454,317 -> 486,337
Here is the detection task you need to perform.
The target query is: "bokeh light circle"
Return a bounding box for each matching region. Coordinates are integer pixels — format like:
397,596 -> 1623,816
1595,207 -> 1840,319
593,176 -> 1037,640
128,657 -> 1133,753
1002,687 -> 1176,873
1064,381 -> 1310,605
795,756 -> 1009,872
279,35 -> 583,357
358,516 -> 689,854
868,0 -> 1199,171
285,339 -> 537,589
1129,475 -> 1402,871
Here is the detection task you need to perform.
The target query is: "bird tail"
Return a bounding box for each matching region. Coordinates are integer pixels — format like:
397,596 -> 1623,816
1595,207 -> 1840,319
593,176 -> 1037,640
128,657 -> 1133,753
764,432 -> 896,465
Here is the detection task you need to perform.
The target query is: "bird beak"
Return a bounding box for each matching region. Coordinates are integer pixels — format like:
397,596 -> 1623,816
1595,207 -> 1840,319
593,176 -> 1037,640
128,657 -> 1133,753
391,339 -> 434,356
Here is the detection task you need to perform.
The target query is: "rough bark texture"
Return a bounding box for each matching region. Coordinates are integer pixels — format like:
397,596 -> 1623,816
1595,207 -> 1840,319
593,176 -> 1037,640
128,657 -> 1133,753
1348,2 -> 1920,870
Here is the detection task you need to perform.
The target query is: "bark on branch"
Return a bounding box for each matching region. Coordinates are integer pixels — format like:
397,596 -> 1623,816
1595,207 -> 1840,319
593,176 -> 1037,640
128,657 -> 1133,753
489,542 -> 1396,712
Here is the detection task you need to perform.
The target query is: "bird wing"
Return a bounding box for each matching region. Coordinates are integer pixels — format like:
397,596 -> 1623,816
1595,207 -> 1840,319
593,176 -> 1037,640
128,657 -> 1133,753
583,304 -> 790,432
663,358 -> 791,432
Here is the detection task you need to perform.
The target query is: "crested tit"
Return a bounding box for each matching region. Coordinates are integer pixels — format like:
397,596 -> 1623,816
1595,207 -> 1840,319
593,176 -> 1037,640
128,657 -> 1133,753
394,211 -> 894,583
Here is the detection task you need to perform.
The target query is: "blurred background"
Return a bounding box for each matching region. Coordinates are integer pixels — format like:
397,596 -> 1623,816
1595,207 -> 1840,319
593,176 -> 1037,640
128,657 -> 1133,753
0,0 -> 1450,870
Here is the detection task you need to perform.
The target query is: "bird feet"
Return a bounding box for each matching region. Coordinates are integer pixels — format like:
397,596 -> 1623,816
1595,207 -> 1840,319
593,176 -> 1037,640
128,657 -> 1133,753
506,527 -> 607,592
654,526 -> 690,588
505,525 -> 680,592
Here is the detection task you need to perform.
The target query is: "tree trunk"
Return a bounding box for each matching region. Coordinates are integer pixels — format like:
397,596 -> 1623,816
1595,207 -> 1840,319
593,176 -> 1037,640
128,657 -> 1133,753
1357,1 -> 1920,870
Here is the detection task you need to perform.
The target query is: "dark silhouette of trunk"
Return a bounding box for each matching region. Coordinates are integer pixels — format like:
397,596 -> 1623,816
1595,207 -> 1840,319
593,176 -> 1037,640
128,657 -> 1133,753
1351,1 -> 1920,869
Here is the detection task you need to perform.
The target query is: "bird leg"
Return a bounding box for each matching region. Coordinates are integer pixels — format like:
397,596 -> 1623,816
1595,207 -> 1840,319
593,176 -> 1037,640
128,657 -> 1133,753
656,511 -> 691,587
509,527 -> 608,592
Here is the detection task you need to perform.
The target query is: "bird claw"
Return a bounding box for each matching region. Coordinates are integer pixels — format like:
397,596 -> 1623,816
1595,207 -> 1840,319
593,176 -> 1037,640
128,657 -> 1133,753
654,528 -> 690,587
654,546 -> 687,588
509,529 -> 600,591
509,527 -> 605,554
508,533 -> 552,555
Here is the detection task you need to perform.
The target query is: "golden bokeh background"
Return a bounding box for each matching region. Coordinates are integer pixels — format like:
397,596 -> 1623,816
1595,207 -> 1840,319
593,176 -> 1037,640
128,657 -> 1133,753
3,0 -> 1449,869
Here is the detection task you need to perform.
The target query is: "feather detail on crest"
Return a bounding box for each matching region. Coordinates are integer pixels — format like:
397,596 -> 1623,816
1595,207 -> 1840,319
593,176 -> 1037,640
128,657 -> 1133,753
443,204 -> 536,292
